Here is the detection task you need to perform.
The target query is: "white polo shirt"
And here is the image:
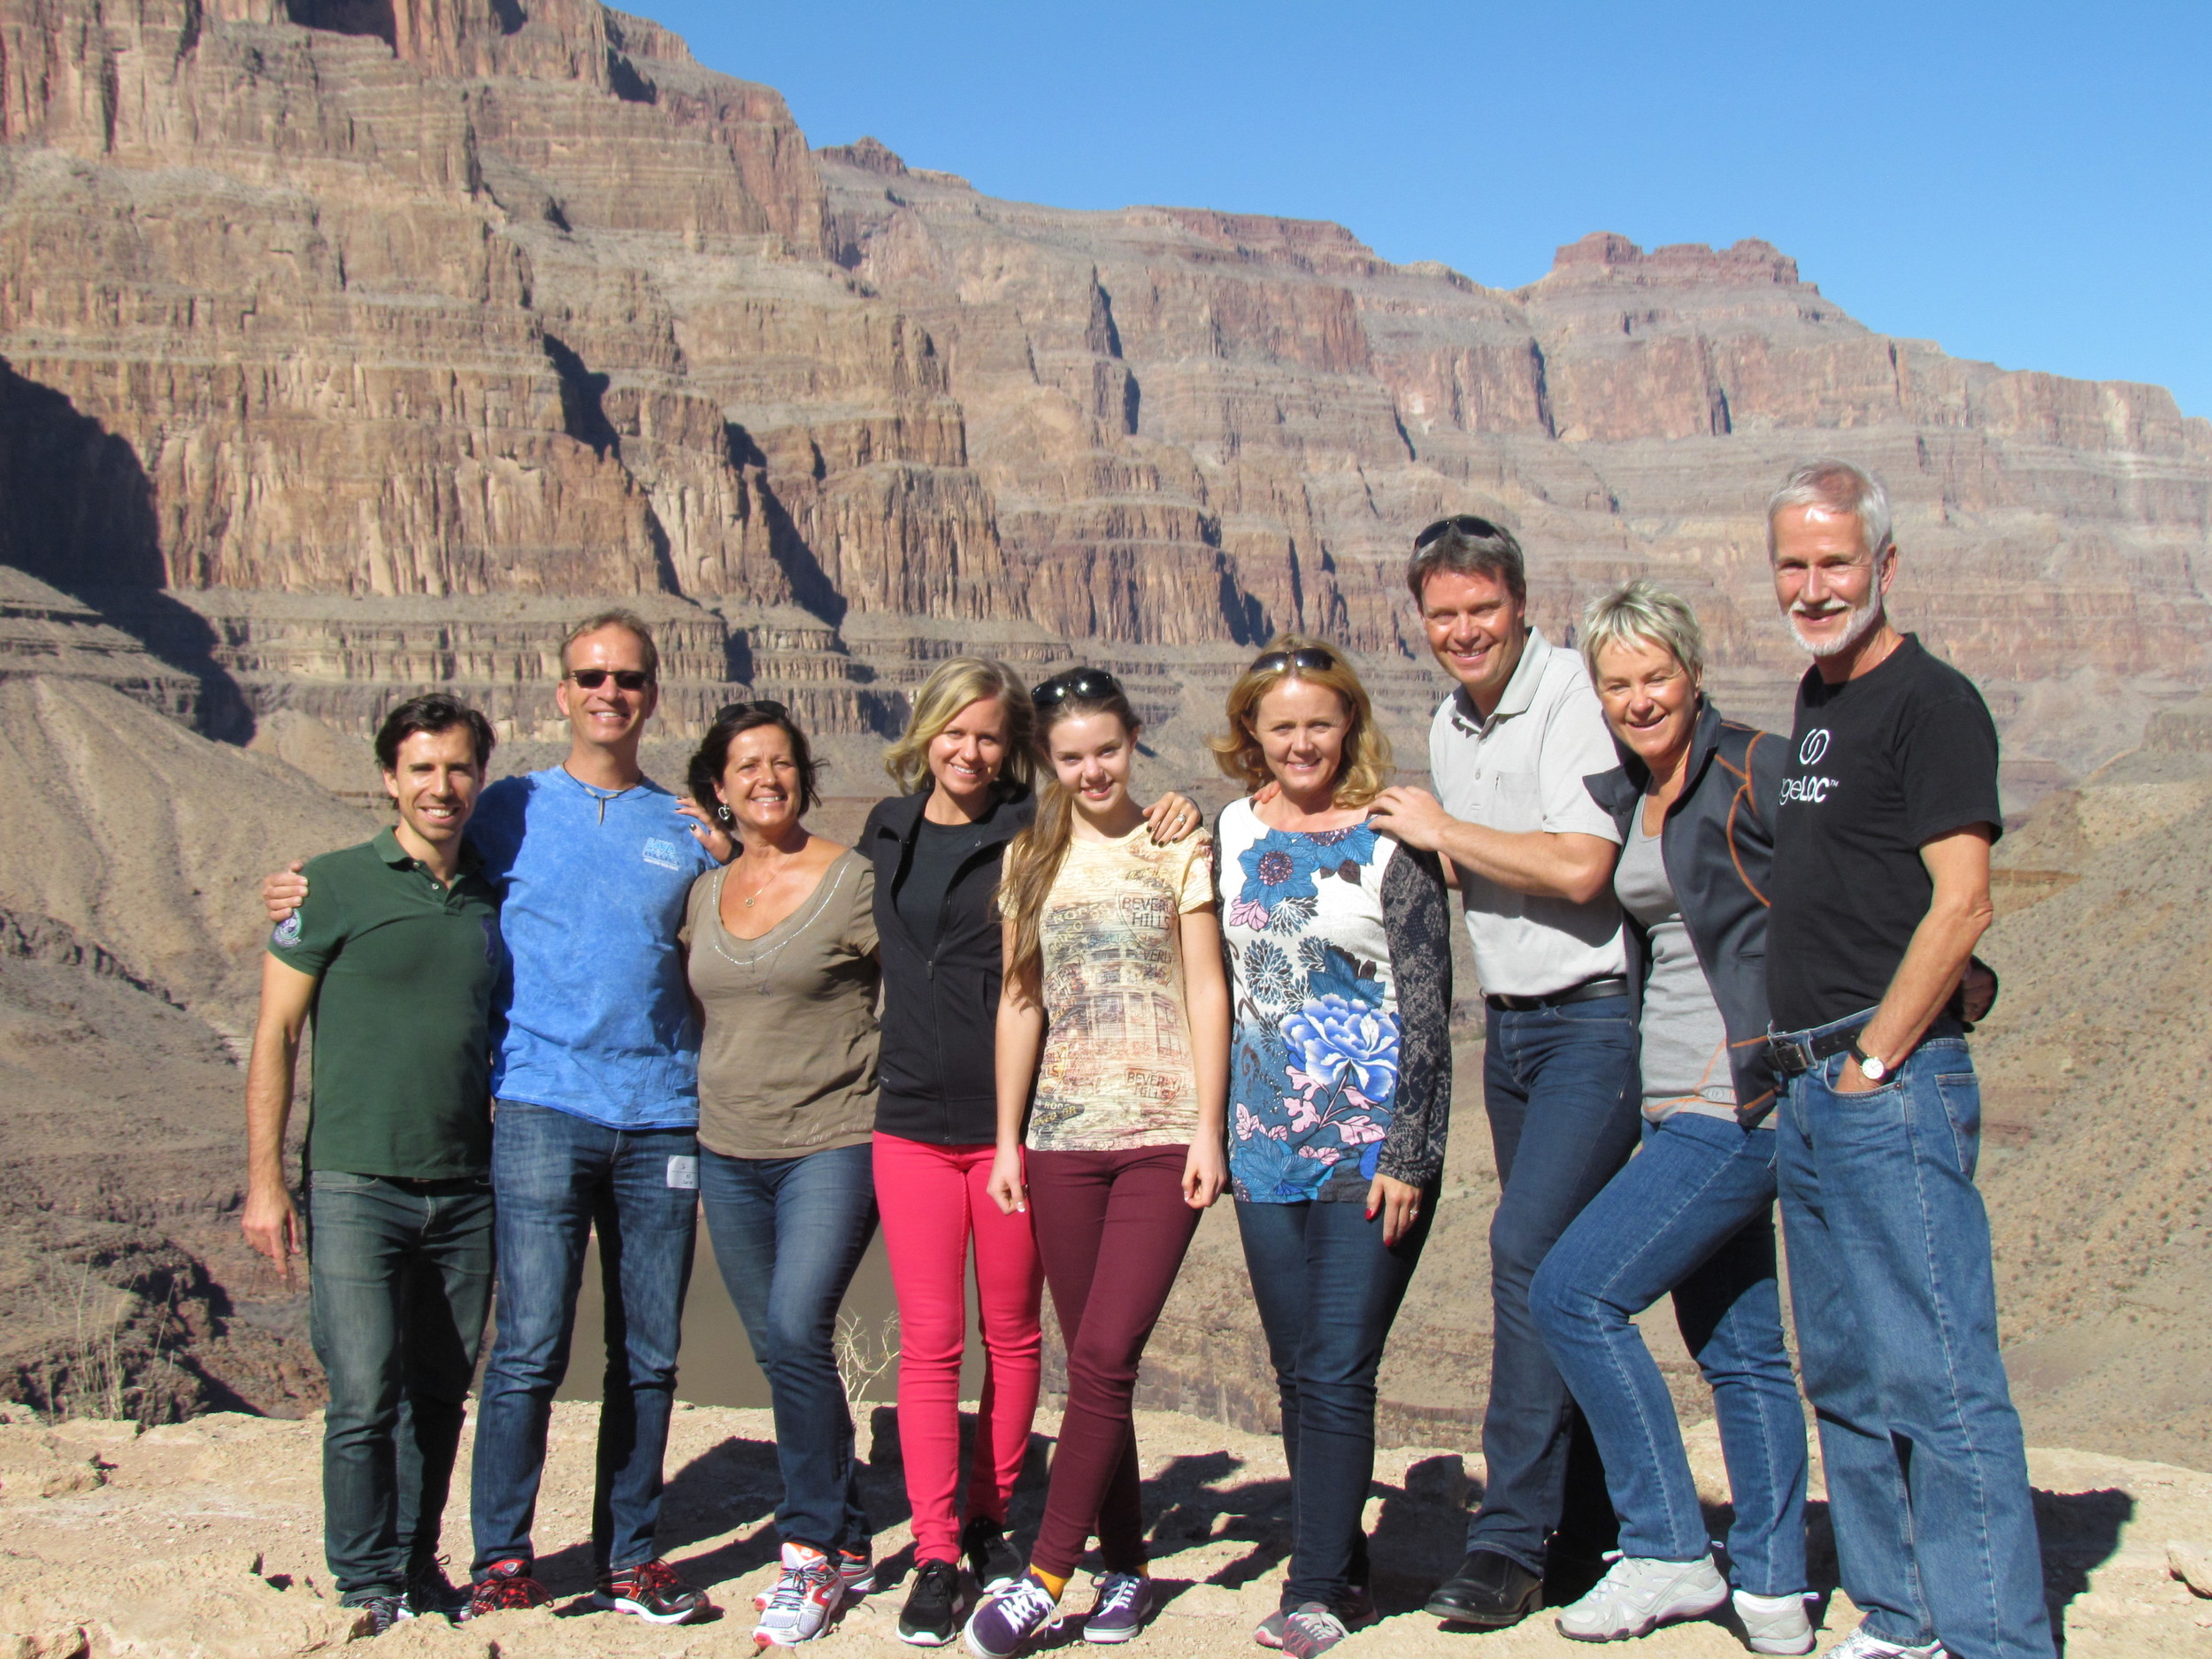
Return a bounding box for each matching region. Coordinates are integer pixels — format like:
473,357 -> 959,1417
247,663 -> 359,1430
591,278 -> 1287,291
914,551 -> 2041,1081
1427,628 -> 1627,999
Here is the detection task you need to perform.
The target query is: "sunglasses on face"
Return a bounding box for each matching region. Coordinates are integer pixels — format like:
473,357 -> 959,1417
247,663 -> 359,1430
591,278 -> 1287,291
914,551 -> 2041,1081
1249,647 -> 1337,676
1414,513 -> 1508,549
1032,668 -> 1124,709
566,669 -> 653,692
715,698 -> 790,722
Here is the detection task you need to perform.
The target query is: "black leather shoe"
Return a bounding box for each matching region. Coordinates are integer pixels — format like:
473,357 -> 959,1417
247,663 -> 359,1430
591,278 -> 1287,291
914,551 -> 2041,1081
1424,1549 -> 1543,1627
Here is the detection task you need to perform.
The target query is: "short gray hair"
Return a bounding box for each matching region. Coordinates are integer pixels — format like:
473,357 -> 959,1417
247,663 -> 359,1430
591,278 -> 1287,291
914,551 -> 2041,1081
1764,458 -> 1893,562
560,608 -> 659,681
1407,514 -> 1526,606
1579,580 -> 1707,684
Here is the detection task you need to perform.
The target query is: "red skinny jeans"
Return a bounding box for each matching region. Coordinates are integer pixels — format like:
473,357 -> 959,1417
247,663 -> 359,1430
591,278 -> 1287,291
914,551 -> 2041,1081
1025,1144 -> 1202,1579
873,1133 -> 1044,1564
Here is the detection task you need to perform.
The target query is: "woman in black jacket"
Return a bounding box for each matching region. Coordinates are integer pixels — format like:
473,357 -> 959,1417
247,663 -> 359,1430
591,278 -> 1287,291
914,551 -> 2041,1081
1527,581 -> 1815,1655
862,657 -> 1200,1647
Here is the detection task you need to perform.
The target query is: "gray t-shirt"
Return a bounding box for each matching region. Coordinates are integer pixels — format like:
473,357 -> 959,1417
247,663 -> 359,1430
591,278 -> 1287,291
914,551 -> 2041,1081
1614,812 -> 1750,1125
683,850 -> 881,1159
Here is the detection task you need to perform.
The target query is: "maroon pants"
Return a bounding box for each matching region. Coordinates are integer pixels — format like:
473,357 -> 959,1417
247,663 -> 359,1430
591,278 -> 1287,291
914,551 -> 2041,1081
1025,1144 -> 1202,1578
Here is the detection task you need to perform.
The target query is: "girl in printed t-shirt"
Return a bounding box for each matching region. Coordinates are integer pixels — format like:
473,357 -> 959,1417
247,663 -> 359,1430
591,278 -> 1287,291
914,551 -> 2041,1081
962,669 -> 1232,1659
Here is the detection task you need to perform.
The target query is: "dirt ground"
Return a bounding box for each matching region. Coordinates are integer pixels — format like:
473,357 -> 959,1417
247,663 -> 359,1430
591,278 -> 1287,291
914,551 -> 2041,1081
2,1401 -> 2208,1657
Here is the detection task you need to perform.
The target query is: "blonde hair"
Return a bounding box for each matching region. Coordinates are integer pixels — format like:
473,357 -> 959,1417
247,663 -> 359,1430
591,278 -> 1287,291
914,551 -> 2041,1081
1578,580 -> 1708,685
998,671 -> 1140,1002
1210,634 -> 1392,807
560,609 -> 658,680
882,657 -> 1035,796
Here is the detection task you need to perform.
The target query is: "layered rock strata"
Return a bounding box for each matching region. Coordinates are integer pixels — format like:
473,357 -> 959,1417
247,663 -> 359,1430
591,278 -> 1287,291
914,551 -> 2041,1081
1,0 -> 2207,797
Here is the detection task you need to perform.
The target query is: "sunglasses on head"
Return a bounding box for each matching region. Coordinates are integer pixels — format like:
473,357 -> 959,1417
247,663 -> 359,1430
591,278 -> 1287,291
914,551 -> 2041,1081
1249,647 -> 1337,676
715,698 -> 790,722
1414,513 -> 1508,550
1031,667 -> 1124,710
566,668 -> 653,691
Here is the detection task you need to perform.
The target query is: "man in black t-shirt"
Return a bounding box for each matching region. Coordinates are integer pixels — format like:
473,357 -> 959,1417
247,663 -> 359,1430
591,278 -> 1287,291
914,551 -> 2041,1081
1763,459 -> 2051,1659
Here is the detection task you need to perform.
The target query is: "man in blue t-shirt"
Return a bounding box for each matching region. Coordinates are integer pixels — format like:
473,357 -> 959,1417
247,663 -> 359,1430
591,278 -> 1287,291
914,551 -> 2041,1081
269,611 -> 728,1626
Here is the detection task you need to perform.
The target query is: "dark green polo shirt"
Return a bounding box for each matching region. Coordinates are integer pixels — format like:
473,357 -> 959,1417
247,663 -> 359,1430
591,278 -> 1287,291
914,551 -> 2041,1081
268,827 -> 502,1179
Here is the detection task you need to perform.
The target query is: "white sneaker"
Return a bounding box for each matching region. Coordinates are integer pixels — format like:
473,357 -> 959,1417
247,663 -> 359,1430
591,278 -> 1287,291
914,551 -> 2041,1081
1817,1627 -> 1947,1659
753,1541 -> 844,1647
1555,1552 -> 1728,1641
1734,1590 -> 1816,1655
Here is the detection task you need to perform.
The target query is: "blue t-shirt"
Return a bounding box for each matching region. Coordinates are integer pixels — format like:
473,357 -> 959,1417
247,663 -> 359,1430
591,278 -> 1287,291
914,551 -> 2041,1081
468,766 -> 718,1128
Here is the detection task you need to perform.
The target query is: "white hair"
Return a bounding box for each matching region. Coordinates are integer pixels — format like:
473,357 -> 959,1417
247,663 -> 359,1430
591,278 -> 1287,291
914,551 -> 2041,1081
1765,458 -> 1893,561
1579,580 -> 1706,684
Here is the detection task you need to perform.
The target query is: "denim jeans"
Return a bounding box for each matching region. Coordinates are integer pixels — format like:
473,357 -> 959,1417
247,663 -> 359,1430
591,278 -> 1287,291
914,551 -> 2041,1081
470,1102 -> 698,1578
1471,995 -> 1641,1571
1532,1114 -> 1807,1595
1778,1015 -> 2053,1659
699,1142 -> 879,1553
1237,1194 -> 1434,1609
307,1171 -> 495,1604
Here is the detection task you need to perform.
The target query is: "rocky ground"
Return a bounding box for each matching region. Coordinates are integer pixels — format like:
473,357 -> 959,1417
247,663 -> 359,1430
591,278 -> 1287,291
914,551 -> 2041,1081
4,1402 -> 2210,1658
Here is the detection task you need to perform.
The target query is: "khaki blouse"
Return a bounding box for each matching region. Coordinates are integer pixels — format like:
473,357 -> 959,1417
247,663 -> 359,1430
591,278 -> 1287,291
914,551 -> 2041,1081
682,850 -> 880,1159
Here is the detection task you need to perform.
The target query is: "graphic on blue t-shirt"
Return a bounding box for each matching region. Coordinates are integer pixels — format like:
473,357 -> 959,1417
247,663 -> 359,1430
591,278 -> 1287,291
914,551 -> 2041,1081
467,768 -> 718,1129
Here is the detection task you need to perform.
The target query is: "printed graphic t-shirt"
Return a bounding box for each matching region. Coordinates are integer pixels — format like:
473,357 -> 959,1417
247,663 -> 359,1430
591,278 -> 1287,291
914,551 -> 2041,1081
269,828 -> 502,1179
1767,635 -> 2002,1032
468,766 -> 719,1128
1217,801 -> 1404,1203
1027,826 -> 1216,1152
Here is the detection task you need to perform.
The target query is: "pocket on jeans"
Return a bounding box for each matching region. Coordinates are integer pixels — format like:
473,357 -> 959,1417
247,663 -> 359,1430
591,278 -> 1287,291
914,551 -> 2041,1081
308,1170 -> 379,1192
1933,1072 -> 1983,1180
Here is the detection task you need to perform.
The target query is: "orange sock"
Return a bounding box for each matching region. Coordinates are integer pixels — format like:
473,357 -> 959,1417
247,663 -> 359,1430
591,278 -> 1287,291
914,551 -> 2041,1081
1031,1568 -> 1069,1601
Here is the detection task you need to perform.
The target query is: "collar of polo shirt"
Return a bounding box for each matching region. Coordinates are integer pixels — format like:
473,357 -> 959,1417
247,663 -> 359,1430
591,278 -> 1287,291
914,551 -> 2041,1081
1451,626 -> 1552,733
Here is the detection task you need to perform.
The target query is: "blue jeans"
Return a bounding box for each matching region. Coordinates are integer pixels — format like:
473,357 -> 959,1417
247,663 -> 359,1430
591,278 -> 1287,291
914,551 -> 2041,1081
1471,995 -> 1641,1571
307,1171 -> 495,1605
699,1142 -> 879,1552
1778,1015 -> 2053,1659
1532,1114 -> 1808,1595
470,1102 -> 698,1578
1237,1195 -> 1433,1609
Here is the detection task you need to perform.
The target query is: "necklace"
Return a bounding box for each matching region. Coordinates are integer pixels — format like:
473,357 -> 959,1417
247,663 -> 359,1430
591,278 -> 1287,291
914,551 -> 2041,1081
710,860 -> 848,994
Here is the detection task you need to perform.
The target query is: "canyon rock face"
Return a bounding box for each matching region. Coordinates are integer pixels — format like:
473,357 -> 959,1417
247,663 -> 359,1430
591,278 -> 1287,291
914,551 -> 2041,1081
0,0 -> 2207,795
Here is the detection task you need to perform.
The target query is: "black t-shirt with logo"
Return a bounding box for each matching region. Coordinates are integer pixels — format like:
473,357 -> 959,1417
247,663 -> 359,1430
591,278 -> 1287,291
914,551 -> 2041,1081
1767,634 -> 2002,1032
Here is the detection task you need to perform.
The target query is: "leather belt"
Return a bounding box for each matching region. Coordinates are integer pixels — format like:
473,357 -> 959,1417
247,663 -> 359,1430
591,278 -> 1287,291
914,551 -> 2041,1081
1486,975 -> 1628,1012
1766,1022 -> 1868,1079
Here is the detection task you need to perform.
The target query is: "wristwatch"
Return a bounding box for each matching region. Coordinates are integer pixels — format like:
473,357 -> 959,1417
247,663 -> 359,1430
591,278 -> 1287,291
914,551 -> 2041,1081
1849,1037 -> 1888,1084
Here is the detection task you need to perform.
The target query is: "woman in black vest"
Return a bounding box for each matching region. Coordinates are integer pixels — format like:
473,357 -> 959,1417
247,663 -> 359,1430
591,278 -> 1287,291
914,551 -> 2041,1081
863,657 -> 1199,1647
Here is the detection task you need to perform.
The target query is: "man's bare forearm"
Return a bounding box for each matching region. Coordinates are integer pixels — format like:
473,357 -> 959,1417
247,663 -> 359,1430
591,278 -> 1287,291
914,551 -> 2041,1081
244,1030 -> 298,1194
1860,830 -> 1996,1066
1431,819 -> 1616,904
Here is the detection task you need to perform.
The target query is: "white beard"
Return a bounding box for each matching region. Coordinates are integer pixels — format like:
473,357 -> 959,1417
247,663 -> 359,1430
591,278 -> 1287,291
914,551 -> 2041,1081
1787,596 -> 1883,660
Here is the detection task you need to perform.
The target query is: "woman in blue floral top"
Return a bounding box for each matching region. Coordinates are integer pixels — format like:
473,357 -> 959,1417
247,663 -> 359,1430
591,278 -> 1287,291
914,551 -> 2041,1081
1209,636 -> 1454,1658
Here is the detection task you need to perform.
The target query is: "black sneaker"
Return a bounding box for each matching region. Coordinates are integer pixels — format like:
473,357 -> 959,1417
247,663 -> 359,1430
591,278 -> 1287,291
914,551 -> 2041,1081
898,1558 -> 962,1647
349,1594 -> 415,1636
405,1559 -> 472,1622
465,1557 -> 554,1619
593,1556 -> 710,1624
961,1515 -> 1025,1592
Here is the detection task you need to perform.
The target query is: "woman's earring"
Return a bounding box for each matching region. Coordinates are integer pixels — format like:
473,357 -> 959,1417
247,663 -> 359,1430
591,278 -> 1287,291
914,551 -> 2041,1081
715,803 -> 733,824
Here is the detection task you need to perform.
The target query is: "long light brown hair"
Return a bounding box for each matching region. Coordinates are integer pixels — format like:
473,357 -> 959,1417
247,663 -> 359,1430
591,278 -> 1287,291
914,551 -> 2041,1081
1209,634 -> 1393,807
997,670 -> 1141,1002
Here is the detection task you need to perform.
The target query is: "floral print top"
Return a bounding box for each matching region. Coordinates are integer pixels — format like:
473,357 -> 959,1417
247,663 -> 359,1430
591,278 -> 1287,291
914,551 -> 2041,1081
1215,798 -> 1454,1203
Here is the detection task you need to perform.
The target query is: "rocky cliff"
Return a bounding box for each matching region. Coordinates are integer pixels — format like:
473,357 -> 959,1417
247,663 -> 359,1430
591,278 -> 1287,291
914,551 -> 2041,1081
3,0 -> 2209,794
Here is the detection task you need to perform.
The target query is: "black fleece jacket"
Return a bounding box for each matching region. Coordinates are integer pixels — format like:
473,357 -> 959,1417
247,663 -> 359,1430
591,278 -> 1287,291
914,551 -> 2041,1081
862,787 -> 1034,1145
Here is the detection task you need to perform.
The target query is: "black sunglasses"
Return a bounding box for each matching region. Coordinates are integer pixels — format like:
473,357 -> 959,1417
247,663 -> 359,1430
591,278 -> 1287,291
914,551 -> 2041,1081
1032,668 -> 1124,709
1414,513 -> 1508,550
1249,647 -> 1337,676
567,668 -> 653,691
715,698 -> 790,722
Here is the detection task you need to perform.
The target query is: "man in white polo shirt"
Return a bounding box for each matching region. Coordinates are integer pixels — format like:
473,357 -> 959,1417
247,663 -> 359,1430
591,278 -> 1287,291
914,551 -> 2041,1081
1369,515 -> 1640,1631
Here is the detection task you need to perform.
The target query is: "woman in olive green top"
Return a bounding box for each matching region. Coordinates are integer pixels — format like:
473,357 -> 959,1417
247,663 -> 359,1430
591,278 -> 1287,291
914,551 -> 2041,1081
680,702 -> 883,1648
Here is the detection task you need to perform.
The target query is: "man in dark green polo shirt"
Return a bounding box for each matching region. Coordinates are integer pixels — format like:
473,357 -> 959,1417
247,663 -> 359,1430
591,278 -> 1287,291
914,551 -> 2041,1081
242,693 -> 503,1635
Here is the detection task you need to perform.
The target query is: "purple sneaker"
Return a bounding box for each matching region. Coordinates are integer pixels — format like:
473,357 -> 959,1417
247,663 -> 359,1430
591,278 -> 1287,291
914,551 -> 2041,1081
963,1572 -> 1062,1659
1080,1573 -> 1151,1644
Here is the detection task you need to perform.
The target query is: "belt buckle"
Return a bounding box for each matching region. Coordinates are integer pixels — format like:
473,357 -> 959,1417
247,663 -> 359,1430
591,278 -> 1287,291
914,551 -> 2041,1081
1767,1034 -> 1812,1077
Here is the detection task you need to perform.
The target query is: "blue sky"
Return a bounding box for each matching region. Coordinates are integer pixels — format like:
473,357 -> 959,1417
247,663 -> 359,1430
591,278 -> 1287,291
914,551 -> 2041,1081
628,1 -> 2211,418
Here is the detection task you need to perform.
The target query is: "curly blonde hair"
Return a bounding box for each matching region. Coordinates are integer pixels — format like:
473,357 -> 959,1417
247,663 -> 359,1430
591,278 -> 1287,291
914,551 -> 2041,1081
881,657 -> 1035,796
1209,634 -> 1392,807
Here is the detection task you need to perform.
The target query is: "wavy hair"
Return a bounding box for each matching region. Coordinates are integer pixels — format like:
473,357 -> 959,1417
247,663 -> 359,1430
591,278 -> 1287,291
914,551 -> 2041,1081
881,657 -> 1035,798
997,670 -> 1141,1002
687,703 -> 822,821
1209,634 -> 1392,807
